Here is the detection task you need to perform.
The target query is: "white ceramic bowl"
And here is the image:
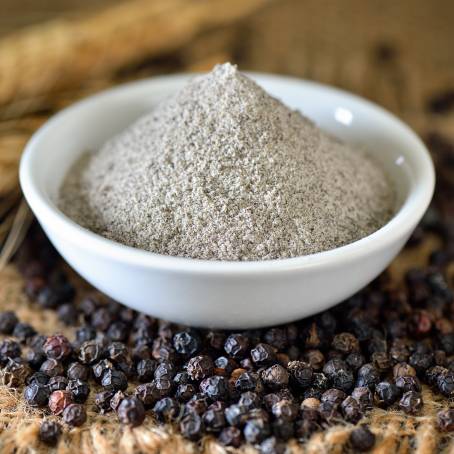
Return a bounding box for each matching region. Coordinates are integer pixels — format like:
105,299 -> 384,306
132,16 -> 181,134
20,73 -> 435,329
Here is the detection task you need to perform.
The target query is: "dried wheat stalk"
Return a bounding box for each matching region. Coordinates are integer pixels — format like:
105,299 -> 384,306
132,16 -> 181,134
0,0 -> 269,109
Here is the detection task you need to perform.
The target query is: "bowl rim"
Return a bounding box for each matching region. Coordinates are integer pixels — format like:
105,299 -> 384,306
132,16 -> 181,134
19,72 -> 435,275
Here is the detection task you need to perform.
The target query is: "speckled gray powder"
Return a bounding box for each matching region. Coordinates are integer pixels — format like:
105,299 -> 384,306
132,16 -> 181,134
59,63 -> 395,261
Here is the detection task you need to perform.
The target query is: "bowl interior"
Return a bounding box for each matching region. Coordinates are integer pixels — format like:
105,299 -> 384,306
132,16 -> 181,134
22,73 -> 433,266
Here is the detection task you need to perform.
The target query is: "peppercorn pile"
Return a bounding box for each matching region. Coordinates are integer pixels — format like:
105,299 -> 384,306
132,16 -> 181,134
0,134 -> 452,453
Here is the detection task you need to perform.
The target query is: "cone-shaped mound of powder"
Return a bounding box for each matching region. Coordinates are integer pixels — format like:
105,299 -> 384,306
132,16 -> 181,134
59,63 -> 395,261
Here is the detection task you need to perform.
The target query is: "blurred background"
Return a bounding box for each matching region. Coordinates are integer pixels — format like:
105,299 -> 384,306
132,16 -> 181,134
0,0 -> 453,263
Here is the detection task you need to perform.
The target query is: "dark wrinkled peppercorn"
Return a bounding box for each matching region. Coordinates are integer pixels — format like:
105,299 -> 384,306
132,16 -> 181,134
332,332 -> 359,354
341,396 -> 363,423
399,391 -> 423,414
95,390 -> 115,413
117,396 -> 145,426
186,355 -> 214,381
106,390 -> 124,412
40,359 -> 64,377
395,375 -> 421,393
259,436 -> 286,454
200,375 -> 228,400
63,403 -> 87,427
224,334 -> 249,359
375,382 -> 401,407
287,361 -> 313,388
136,359 -> 156,382
218,426 -> 242,447
0,339 -> 21,364
244,418 -> 270,444
153,397 -> 181,422
39,420 -> 62,446
173,331 -> 200,356
154,361 -> 175,380
437,408 -> 454,432
250,343 -> 276,367
356,363 -> 380,389
0,311 -> 18,334
349,425 -> 376,451
262,364 -> 289,390
351,387 -> 373,411
67,362 -> 90,381
67,379 -> 90,403
24,382 -> 49,407
203,406 -> 226,432
180,412 -> 204,440
437,370 -> 454,397
271,399 -> 298,421
48,376 -> 68,392
78,340 -> 103,365
101,369 -> 128,391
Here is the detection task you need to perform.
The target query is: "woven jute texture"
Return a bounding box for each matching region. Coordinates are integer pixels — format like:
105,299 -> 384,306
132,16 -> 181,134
0,0 -> 454,452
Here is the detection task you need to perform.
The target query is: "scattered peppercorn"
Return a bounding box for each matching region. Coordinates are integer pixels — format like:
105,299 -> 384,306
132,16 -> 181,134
48,390 -> 73,415
349,425 -> 376,451
62,403 -> 87,427
117,396 -> 146,427
437,408 -> 454,432
39,420 -> 62,446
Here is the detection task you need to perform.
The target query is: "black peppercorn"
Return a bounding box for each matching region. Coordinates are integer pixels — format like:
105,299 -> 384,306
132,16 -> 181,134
48,376 -> 69,392
136,359 -> 156,382
399,391 -> 423,414
394,375 -> 422,393
176,383 -> 197,402
340,396 -> 363,423
63,403 -> 87,427
40,359 -> 64,377
1,358 -> 31,387
95,390 -> 115,413
78,340 -> 103,365
218,426 -> 242,447
437,370 -> 454,397
271,399 -> 298,421
180,412 -> 204,440
351,387 -> 373,411
250,343 -> 276,367
67,362 -> 90,381
332,332 -> 359,354
75,326 -> 96,344
101,369 -> 128,391
375,381 -> 401,407
92,359 -> 114,382
239,391 -> 261,410
259,436 -> 286,454
173,331 -> 200,357
349,425 -> 376,451
224,334 -> 249,359
200,375 -> 228,401
0,311 -> 18,334
203,406 -> 226,432
153,397 -> 181,422
262,364 -> 289,390
154,361 -> 175,380
39,419 -> 62,446
0,339 -> 21,364
437,408 -> 454,431
28,371 -> 50,386
67,379 -> 90,403
117,396 -> 146,427
287,360 -> 313,389
244,418 -> 271,444
186,355 -> 214,381
184,394 -> 209,416
321,388 -> 346,406
356,363 -> 381,389
24,382 -> 50,407
225,403 -> 248,426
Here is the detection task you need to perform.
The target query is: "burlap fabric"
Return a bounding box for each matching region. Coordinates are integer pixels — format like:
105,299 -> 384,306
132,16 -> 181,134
0,1 -> 454,452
